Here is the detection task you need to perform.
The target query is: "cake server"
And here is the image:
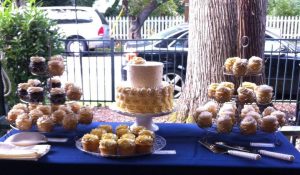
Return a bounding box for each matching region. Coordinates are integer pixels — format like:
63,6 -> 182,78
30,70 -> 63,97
215,142 -> 295,162
198,140 -> 261,160
4,132 -> 68,146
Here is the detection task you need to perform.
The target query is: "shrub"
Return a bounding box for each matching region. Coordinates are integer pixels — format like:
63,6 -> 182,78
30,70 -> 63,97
0,0 -> 62,106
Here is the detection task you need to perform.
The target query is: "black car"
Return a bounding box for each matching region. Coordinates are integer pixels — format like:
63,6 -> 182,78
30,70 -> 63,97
124,24 -> 300,99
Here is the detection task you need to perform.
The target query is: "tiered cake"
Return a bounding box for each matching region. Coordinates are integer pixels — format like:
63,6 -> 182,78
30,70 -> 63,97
116,58 -> 173,114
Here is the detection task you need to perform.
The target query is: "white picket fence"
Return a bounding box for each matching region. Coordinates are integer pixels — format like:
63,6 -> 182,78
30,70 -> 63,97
107,16 -> 300,39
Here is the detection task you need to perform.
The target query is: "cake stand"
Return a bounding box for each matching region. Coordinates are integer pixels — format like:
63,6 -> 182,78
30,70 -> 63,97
110,105 -> 172,131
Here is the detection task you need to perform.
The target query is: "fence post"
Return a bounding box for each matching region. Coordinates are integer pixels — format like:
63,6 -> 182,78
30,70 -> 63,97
110,38 -> 115,102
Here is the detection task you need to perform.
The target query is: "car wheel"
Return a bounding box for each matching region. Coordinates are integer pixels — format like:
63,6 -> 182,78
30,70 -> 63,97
65,38 -> 88,56
163,72 -> 184,98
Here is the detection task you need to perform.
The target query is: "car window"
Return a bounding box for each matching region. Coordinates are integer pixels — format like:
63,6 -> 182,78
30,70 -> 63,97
149,26 -> 187,39
170,33 -> 188,48
95,10 -> 109,25
154,32 -> 186,48
44,9 -> 93,24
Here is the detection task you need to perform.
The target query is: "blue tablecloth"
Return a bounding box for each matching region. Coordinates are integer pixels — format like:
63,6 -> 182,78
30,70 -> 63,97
0,122 -> 300,175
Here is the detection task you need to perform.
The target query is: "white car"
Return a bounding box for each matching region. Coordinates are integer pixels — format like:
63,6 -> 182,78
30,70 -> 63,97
40,6 -> 110,54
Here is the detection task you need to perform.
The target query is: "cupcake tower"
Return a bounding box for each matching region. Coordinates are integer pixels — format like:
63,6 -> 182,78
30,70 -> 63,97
7,55 -> 93,132
193,55 -> 286,136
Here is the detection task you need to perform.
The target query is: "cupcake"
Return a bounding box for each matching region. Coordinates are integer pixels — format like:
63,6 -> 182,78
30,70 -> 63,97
208,83 -> 219,98
28,87 -> 44,103
66,85 -> 82,101
37,116 -> 54,132
224,57 -> 240,73
15,114 -> 32,131
64,82 -> 74,92
204,101 -> 218,118
215,86 -> 232,103
50,55 -> 64,62
240,116 -> 257,135
68,102 -> 81,113
261,115 -> 279,133
237,87 -> 256,104
116,128 -> 130,138
101,133 -> 118,141
12,103 -> 28,112
81,134 -> 99,152
219,82 -> 235,93
98,125 -> 113,133
271,111 -> 286,126
219,103 -> 236,114
135,135 -> 153,154
244,111 -> 262,126
51,104 -> 60,112
131,126 -> 146,136
121,133 -> 136,140
217,115 -> 233,134
219,110 -> 236,124
118,138 -> 136,156
29,56 -> 47,75
51,109 -> 66,124
27,79 -> 41,87
28,103 -> 38,111
50,88 -> 66,105
255,85 -> 273,104
7,109 -> 25,123
62,113 -> 78,131
116,125 -> 129,132
90,128 -> 107,140
247,56 -> 263,74
232,59 -> 248,76
242,82 -> 257,91
196,111 -> 213,128
78,106 -> 93,124
138,130 -> 155,139
99,139 -> 117,156
240,105 -> 256,119
48,78 -> 61,88
58,105 -> 73,114
37,105 -> 51,115
17,83 -> 30,101
48,57 -> 65,76
262,106 -> 276,116
28,109 -> 44,124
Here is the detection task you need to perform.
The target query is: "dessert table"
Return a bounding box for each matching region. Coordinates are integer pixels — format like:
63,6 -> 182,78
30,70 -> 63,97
0,122 -> 300,175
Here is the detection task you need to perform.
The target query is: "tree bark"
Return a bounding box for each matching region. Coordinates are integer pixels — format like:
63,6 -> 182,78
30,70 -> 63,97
128,0 -> 167,39
237,0 -> 267,84
174,0 -> 238,122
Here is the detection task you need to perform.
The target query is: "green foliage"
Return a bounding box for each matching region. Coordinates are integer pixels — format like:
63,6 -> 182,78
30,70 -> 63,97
268,0 -> 300,16
37,0 -> 72,6
75,0 -> 96,7
128,0 -> 178,16
0,0 -> 62,106
104,0 -> 121,17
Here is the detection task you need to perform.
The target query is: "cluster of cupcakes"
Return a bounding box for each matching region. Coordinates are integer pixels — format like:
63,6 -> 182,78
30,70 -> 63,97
208,82 -> 234,103
81,125 -> 155,156
224,56 -> 263,76
29,55 -> 65,76
193,101 -> 286,135
6,102 -> 93,132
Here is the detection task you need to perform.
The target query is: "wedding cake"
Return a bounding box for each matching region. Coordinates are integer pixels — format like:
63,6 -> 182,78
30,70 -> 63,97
116,57 -> 173,114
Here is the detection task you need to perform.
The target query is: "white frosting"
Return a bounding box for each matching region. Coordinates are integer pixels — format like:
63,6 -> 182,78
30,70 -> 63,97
127,61 -> 163,88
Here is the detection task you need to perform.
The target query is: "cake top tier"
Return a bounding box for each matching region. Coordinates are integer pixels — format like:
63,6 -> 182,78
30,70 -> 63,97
127,60 -> 163,88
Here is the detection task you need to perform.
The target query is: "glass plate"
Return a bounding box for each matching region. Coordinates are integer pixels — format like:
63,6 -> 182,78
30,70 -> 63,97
75,135 -> 166,158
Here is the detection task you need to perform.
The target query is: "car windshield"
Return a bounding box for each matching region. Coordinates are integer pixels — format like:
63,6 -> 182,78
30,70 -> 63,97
148,25 -> 187,39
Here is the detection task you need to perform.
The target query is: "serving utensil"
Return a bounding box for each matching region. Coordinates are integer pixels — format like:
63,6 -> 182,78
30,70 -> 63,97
215,142 -> 295,162
4,132 -> 68,146
198,140 -> 261,160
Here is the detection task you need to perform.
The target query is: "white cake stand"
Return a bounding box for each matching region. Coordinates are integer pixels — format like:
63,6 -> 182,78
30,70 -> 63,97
110,105 -> 172,131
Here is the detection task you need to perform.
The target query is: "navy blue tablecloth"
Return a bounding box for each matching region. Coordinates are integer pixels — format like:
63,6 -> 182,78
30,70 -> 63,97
0,122 -> 300,175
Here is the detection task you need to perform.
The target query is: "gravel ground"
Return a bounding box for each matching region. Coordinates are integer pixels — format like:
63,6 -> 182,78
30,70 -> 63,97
93,103 -> 300,151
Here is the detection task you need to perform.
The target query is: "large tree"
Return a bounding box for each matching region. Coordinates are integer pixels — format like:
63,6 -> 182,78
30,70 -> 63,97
174,0 -> 268,122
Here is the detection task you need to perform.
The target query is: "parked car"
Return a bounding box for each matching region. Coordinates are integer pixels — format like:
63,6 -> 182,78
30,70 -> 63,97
40,6 -> 110,55
124,24 -> 300,99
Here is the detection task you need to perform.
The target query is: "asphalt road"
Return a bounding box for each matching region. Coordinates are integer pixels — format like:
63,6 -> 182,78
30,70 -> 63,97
61,55 -> 124,102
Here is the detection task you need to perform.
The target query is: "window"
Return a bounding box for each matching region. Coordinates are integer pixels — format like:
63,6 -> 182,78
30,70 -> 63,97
155,32 -> 186,48
45,9 -> 93,24
170,33 -> 188,48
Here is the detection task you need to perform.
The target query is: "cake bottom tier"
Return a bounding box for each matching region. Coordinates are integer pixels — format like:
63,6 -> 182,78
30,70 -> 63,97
116,82 -> 174,114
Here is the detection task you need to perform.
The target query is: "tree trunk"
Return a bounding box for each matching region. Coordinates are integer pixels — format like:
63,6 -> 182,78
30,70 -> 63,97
237,0 -> 267,84
174,0 -> 238,123
128,0 -> 167,39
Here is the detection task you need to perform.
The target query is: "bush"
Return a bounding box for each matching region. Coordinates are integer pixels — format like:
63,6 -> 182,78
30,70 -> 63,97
0,0 -> 62,106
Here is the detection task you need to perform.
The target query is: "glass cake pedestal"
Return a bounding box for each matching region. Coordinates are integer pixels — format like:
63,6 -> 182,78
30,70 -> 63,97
110,105 -> 172,131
